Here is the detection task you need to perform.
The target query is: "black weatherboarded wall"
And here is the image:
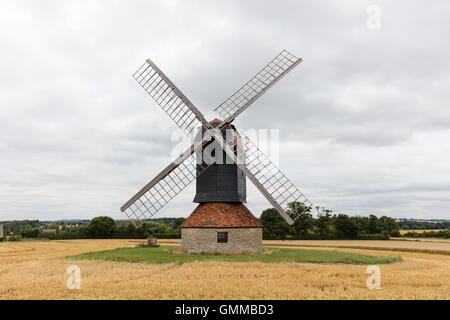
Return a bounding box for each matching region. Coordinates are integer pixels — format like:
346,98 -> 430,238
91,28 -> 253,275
193,121 -> 246,203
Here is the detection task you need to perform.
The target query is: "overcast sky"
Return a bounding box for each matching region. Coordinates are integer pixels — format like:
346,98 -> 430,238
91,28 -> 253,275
1,0 -> 449,221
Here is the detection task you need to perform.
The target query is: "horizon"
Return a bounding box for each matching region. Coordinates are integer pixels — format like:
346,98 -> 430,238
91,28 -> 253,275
1,214 -> 450,223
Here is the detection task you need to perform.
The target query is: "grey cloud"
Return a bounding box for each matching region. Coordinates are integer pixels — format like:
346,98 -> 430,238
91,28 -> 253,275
0,0 -> 449,220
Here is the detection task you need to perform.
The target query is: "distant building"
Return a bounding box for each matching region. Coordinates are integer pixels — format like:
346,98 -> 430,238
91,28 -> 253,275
42,229 -> 56,234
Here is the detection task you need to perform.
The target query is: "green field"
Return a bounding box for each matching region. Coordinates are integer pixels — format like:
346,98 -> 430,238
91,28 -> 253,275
67,246 -> 400,265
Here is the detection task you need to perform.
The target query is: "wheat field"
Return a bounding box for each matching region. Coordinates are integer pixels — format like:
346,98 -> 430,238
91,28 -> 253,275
0,239 -> 449,299
399,229 -> 445,235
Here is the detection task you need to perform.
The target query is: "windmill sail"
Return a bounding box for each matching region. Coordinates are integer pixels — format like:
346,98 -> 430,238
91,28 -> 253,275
121,145 -> 215,227
211,50 -> 310,224
236,131 -> 314,221
133,58 -> 211,135
124,59 -> 216,226
214,50 -> 302,123
210,129 -> 311,225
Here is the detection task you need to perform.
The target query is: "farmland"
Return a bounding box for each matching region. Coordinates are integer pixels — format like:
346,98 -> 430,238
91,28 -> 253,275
0,239 -> 449,299
399,229 -> 444,235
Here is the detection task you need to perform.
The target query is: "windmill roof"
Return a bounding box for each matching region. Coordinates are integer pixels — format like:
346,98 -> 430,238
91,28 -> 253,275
203,118 -> 244,151
181,202 -> 262,228
209,118 -> 223,125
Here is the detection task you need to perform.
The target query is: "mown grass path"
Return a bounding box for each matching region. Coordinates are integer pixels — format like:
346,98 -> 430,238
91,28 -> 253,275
67,245 -> 399,265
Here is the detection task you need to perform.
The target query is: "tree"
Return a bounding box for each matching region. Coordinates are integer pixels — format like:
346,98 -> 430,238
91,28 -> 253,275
379,216 -> 400,237
316,211 -> 333,235
124,223 -> 139,238
334,214 -> 359,239
351,216 -> 369,234
88,216 -> 117,238
172,218 -> 186,231
260,208 -> 290,240
287,202 -> 313,238
368,215 -> 381,234
21,225 -> 40,238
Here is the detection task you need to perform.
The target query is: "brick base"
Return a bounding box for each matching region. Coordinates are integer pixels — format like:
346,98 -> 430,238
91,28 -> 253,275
181,228 -> 262,254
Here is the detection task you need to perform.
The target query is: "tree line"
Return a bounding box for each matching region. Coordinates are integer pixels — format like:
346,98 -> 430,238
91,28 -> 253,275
396,220 -> 450,230
6,204 -> 450,241
2,217 -> 185,241
261,203 -> 400,240
402,230 -> 450,239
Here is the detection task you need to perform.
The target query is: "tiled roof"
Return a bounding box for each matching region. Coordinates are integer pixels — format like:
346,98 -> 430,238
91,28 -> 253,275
209,118 -> 222,125
181,202 -> 262,228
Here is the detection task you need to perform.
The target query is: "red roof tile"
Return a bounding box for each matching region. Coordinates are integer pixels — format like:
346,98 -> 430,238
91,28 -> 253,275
209,118 -> 222,125
181,202 -> 262,228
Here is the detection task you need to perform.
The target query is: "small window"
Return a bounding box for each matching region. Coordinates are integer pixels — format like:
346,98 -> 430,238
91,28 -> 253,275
217,232 -> 228,243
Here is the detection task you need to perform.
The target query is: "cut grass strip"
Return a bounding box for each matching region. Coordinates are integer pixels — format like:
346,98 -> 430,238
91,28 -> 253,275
66,246 -> 400,265
264,243 -> 450,256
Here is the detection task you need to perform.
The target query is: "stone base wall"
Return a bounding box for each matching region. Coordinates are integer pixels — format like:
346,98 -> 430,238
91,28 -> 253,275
181,228 -> 262,254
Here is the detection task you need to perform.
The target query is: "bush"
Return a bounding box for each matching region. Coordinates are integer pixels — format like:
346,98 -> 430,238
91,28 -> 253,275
8,235 -> 22,241
357,233 -> 389,240
88,216 -> 117,238
403,232 -> 419,238
403,230 -> 450,239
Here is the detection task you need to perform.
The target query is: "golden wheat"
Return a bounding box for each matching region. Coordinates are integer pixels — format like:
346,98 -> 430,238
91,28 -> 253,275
0,239 -> 448,299
399,229 -> 445,235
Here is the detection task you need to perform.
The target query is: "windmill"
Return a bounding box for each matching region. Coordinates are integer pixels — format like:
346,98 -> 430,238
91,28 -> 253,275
121,50 -> 315,254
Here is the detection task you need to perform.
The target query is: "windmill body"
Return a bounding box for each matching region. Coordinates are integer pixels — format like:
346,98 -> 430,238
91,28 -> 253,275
181,119 -> 262,254
122,50 -> 315,255
193,119 -> 246,204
